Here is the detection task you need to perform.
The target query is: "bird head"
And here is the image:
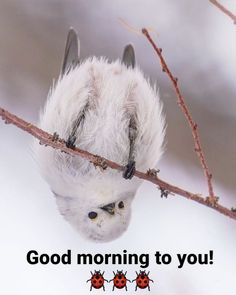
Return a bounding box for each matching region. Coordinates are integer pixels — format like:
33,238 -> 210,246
55,189 -> 135,242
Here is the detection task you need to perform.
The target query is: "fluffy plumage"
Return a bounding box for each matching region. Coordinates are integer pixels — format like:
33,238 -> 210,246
35,56 -> 165,242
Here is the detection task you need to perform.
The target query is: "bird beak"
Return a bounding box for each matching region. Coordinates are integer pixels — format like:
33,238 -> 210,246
100,202 -> 115,215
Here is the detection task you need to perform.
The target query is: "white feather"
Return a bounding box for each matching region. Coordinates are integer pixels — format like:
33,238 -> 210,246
34,57 -> 165,242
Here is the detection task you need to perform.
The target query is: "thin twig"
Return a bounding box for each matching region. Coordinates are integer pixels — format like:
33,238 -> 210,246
209,0 -> 236,24
142,28 -> 216,202
0,107 -> 235,220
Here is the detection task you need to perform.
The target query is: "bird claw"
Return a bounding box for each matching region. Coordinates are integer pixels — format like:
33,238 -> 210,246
66,134 -> 76,149
123,160 -> 136,179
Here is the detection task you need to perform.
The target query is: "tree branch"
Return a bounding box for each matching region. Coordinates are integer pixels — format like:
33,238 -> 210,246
142,28 -> 216,203
209,0 -> 236,24
0,107 -> 235,221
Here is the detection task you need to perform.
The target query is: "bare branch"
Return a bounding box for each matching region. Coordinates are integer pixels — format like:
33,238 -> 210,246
209,0 -> 236,24
0,107 -> 235,221
142,28 -> 216,203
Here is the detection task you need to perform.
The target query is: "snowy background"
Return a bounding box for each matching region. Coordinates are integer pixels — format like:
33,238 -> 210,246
0,0 -> 236,294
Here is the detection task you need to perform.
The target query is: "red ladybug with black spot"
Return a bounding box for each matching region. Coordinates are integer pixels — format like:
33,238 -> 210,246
132,270 -> 154,291
109,270 -> 131,291
87,270 -> 108,291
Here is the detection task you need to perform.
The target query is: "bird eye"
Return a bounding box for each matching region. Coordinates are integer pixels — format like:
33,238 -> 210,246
118,201 -> 124,209
88,211 -> 98,219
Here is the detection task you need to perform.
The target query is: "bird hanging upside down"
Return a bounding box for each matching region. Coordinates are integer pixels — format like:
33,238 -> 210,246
34,28 -> 165,242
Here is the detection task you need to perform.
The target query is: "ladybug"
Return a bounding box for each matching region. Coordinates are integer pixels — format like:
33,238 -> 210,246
109,270 -> 131,291
132,270 -> 154,291
87,270 -> 108,291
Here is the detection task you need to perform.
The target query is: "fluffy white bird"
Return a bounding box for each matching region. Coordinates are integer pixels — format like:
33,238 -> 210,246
34,28 -> 165,242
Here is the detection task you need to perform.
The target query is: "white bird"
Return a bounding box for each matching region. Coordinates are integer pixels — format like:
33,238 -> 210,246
34,28 -> 165,242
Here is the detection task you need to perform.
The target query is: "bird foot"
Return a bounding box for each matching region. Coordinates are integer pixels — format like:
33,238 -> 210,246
123,160 -> 136,179
66,134 -> 76,149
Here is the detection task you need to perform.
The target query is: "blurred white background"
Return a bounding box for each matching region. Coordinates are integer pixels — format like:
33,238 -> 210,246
0,0 -> 236,294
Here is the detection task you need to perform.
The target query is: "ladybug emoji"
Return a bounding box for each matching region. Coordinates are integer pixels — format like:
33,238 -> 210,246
132,270 -> 154,291
109,270 -> 131,291
87,270 -> 108,291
